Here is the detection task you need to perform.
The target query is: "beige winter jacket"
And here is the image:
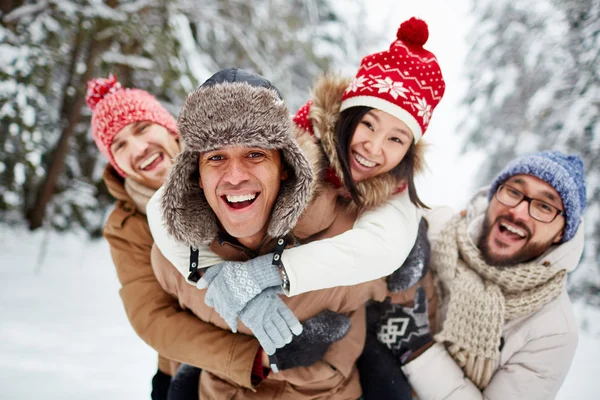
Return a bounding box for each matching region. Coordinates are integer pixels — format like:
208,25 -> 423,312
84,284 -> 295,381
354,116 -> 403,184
404,188 -> 583,400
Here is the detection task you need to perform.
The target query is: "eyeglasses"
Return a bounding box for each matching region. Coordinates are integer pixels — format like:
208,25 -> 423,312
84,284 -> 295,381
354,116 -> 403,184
495,184 -> 564,223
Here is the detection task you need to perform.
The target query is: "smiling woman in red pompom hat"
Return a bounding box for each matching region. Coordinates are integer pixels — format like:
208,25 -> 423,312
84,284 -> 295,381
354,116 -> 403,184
292,16 -> 447,399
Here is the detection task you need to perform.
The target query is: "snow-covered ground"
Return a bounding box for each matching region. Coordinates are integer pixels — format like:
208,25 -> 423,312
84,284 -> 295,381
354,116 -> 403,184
1,227 -> 599,399
0,227 -> 155,400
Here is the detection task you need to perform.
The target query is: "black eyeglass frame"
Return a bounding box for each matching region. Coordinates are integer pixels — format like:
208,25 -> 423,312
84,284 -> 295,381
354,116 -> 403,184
495,184 -> 565,223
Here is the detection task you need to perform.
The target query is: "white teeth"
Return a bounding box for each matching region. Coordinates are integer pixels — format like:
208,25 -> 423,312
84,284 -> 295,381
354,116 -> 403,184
225,193 -> 256,203
501,222 -> 526,237
353,152 -> 377,168
140,153 -> 160,169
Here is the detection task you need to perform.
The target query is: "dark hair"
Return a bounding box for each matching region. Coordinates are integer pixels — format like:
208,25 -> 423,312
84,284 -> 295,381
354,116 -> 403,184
335,106 -> 427,209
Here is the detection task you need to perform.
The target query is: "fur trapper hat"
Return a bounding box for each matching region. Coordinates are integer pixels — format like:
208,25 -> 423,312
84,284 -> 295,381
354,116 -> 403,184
162,68 -> 315,246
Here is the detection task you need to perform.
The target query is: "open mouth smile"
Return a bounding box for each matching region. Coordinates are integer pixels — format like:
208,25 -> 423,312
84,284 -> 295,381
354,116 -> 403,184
222,192 -> 260,210
139,152 -> 164,171
352,151 -> 378,168
496,219 -> 529,243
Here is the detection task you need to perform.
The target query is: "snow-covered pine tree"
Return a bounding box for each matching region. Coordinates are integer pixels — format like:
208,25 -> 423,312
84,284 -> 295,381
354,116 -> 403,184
461,0 -> 600,304
178,0 -> 370,109
551,0 -> 600,306
1,0 -> 368,236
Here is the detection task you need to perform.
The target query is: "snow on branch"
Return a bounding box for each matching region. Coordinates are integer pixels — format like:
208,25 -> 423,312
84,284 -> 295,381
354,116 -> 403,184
2,1 -> 50,24
203,13 -> 275,78
102,51 -> 154,70
82,3 -> 127,22
119,0 -> 160,14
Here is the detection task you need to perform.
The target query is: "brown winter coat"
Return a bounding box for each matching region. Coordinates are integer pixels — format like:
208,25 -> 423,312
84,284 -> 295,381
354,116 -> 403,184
152,201 -> 389,400
102,165 -> 262,388
152,194 -> 438,399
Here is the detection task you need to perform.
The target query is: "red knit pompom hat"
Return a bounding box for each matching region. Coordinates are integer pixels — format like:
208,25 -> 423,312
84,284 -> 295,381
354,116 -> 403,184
340,17 -> 445,143
86,74 -> 178,177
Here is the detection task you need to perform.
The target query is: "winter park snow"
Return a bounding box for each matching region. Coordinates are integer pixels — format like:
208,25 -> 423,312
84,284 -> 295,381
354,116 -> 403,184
1,0 -> 599,398
0,227 -> 155,400
1,227 -> 599,399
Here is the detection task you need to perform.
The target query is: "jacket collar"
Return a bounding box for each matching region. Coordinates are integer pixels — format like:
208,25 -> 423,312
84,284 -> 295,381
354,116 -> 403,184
209,230 -> 297,262
103,164 -> 130,202
465,187 -> 584,273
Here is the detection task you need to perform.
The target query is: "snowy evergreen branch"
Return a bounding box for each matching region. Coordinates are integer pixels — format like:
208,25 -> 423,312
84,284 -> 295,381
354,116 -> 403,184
2,1 -> 50,24
102,51 -> 155,70
118,0 -> 160,13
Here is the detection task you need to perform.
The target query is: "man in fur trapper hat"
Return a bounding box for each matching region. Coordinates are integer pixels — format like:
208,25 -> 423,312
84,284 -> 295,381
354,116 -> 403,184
150,68 -> 396,399
91,69 -> 362,399
371,151 -> 586,399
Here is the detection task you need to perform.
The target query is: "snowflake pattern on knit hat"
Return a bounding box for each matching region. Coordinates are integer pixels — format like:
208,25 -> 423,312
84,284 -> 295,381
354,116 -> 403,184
340,17 -> 446,142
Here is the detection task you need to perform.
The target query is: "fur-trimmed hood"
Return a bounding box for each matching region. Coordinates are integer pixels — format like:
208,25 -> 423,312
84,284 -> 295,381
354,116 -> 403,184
161,69 -> 318,246
296,74 -> 426,211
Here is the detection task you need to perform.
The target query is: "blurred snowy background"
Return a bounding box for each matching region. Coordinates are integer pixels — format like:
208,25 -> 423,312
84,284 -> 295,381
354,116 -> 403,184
0,0 -> 598,398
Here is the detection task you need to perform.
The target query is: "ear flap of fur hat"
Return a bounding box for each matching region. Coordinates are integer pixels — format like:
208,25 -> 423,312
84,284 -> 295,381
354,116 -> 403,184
161,73 -> 315,246
161,150 -> 218,245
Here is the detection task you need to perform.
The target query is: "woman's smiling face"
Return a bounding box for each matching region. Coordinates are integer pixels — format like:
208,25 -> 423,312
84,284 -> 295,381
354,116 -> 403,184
348,109 -> 414,182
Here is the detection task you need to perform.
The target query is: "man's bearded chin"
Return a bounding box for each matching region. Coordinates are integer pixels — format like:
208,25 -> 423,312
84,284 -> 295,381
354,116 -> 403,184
478,214 -> 558,267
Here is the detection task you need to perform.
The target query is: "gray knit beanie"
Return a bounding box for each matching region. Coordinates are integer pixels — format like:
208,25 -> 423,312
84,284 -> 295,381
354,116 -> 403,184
488,151 -> 586,242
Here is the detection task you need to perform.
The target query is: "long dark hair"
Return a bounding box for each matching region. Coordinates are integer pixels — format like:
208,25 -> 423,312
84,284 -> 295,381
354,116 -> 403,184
335,106 -> 427,209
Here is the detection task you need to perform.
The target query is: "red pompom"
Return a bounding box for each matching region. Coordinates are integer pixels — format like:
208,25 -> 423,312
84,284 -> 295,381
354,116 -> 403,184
86,74 -> 122,111
396,17 -> 429,47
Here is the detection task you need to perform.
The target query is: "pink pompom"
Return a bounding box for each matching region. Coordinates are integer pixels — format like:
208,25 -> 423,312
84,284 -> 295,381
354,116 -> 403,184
396,17 -> 429,47
86,74 -> 122,111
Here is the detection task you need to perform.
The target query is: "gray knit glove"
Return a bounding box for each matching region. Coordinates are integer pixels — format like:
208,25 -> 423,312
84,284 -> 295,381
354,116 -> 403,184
238,287 -> 303,355
387,218 -> 430,292
375,287 -> 432,364
197,254 -> 283,332
269,309 -> 351,372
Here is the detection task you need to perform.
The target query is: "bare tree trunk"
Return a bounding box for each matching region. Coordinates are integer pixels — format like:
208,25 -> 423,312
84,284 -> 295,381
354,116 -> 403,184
59,18 -> 84,122
27,1 -> 119,230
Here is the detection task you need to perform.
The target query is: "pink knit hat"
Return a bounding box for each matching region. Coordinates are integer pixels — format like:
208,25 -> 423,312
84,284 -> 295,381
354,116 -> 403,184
86,74 -> 178,176
340,17 -> 446,143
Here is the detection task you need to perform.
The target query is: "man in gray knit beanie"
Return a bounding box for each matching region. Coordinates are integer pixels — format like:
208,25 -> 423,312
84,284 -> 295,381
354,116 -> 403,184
371,150 -> 587,399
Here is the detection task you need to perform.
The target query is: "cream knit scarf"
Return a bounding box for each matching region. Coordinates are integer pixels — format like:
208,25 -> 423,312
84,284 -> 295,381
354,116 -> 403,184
124,178 -> 157,215
431,214 -> 567,389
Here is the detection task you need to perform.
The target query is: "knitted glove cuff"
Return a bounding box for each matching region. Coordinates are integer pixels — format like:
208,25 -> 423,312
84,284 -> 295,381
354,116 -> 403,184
248,253 -> 284,289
